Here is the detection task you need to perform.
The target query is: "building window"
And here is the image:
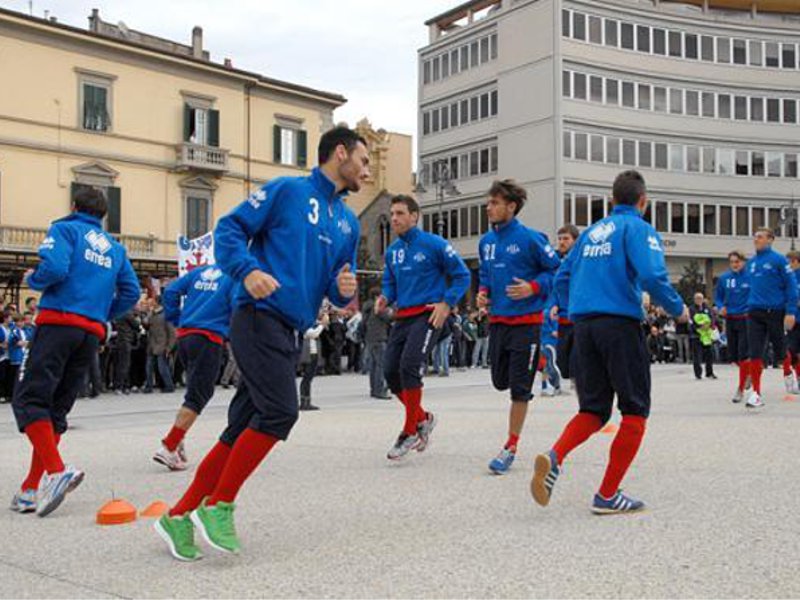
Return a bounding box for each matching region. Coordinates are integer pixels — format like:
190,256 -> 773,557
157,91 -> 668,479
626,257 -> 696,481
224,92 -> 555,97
590,76 -> 603,103
591,135 -> 604,162
470,41 -> 479,67
720,206 -> 733,235
423,61 -> 431,84
573,13 -> 586,41
186,196 -> 211,239
718,94 -> 731,119
470,205 -> 480,236
591,195 -> 605,224
734,96 -> 748,121
654,87 -> 667,112
273,125 -> 307,167
562,70 -> 571,97
751,97 -> 764,122
607,137 -> 621,164
575,194 -> 588,226
574,73 -> 587,100
686,90 -> 699,116
669,88 -> 683,114
767,98 -> 781,123
703,147 -> 716,173
735,151 -> 750,176
621,22 -> 634,50
752,207 -> 766,231
733,39 -> 747,64
563,131 -> 572,158
784,99 -> 797,124
653,28 -> 666,55
687,146 -> 700,172
432,57 -> 440,81
688,204 -> 701,234
702,92 -> 715,118
622,81 -> 635,108
668,31 -> 682,57
636,25 -> 650,53
81,81 -> 112,132
750,40 -> 763,66
441,53 -> 450,79
655,201 -> 668,232
606,78 -> 619,105
589,16 -> 602,44
655,143 -> 668,169
480,37 -> 490,63
669,144 -> 684,171
563,193 -> 573,224
766,42 -> 780,67
622,139 -> 636,166
491,33 -> 498,60
767,152 -> 782,177
752,152 -> 765,176
736,206 -> 749,236
575,133 -> 588,160
717,37 -> 731,64
480,206 -> 489,234
701,35 -> 714,61
786,153 -> 798,178
671,203 -> 685,233
718,149 -> 734,175
685,34 -> 699,59
783,43 -> 796,69
703,205 -> 716,235
605,18 -> 618,47
639,140 -> 652,168
185,103 -> 220,147
71,181 -> 120,234
769,208 -> 782,237
638,84 -> 651,110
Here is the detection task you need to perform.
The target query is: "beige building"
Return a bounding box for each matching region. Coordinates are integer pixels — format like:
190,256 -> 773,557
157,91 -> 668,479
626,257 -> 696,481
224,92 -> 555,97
0,7 -> 345,302
346,118 -> 414,216
418,0 -> 800,292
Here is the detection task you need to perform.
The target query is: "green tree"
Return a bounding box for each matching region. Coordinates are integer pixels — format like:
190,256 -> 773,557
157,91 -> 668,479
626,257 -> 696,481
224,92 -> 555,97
676,260 -> 705,304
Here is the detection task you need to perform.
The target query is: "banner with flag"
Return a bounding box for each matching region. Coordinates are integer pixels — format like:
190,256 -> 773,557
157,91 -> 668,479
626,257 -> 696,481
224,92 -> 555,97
177,232 -> 215,277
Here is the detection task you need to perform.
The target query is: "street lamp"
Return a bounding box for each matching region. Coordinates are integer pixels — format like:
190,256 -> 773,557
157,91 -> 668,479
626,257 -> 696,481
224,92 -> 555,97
415,160 -> 460,237
778,195 -> 798,251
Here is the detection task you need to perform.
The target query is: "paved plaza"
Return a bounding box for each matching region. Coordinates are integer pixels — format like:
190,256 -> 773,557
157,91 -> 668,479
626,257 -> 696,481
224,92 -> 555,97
0,364 -> 798,598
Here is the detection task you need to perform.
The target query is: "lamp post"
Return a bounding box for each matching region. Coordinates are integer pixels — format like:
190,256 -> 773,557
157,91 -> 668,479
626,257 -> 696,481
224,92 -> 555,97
778,196 -> 798,251
415,160 -> 460,237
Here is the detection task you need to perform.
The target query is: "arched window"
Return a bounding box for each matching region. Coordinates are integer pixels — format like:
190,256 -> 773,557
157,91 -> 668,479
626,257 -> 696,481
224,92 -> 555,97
378,216 -> 391,256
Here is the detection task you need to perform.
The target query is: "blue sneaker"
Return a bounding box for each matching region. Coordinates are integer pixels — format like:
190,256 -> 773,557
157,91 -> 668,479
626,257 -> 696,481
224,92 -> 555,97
488,448 -> 516,475
10,489 -> 37,513
591,491 -> 645,515
36,465 -> 84,517
530,449 -> 560,506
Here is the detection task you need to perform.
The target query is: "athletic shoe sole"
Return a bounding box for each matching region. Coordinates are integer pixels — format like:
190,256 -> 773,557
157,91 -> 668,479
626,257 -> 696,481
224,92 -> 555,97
153,454 -> 187,471
417,416 -> 437,453
154,519 -> 202,562
530,454 -> 553,507
590,505 -> 646,515
190,510 -> 239,555
37,471 -> 84,518
488,465 -> 509,476
387,440 -> 421,461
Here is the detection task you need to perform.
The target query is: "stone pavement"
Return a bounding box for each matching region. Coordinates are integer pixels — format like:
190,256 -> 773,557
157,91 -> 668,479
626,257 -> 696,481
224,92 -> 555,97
0,363 -> 798,598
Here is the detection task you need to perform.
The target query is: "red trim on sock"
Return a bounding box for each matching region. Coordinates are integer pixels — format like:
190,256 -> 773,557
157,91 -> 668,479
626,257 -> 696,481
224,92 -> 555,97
21,433 -> 60,490
402,387 -> 425,434
751,359 -> 764,394
24,420 -> 64,475
738,359 -> 750,392
783,352 -> 792,377
505,433 -> 520,451
599,415 -> 647,498
163,425 -> 187,452
169,441 -> 232,517
207,429 -> 279,506
552,412 -> 603,465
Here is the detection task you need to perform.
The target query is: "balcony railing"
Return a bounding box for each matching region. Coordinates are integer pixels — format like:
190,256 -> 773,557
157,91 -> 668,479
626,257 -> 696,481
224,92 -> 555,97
0,226 -> 171,261
175,143 -> 230,173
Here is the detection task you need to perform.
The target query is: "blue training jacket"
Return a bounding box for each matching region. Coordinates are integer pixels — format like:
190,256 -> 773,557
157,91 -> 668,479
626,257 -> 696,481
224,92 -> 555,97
8,323 -> 26,365
555,204 -> 684,321
163,266 -> 236,339
215,168 -> 360,333
382,227 -> 470,309
478,218 -> 560,318
714,269 -> 750,317
746,247 -> 798,315
28,212 -> 141,323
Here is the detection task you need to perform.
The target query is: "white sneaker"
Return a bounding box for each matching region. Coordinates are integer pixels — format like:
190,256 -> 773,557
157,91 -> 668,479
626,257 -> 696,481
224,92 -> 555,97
541,386 -> 555,397
153,444 -> 188,471
745,391 -> 765,410
176,441 -> 188,464
732,389 -> 744,403
10,488 -> 36,513
36,465 -> 84,517
784,375 -> 796,394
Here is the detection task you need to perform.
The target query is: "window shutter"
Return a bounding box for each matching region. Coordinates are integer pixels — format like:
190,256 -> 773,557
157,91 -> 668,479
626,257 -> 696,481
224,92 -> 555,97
273,125 -> 282,163
106,186 -> 121,234
83,85 -> 94,129
183,104 -> 193,142
297,130 -> 308,167
208,109 -> 220,147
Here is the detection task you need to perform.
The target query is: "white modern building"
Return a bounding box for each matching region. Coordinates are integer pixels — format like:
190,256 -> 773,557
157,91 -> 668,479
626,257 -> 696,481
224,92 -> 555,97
417,0 -> 800,287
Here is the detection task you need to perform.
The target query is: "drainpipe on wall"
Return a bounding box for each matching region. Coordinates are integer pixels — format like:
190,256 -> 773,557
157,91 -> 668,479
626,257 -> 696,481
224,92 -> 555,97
245,81 -> 256,191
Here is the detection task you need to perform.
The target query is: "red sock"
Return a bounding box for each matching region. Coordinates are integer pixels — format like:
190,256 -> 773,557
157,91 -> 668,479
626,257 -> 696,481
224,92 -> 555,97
505,433 -> 520,451
169,441 -> 232,517
400,388 -> 422,435
24,420 -> 65,475
794,360 -> 800,380
552,412 -> 603,465
406,387 -> 427,427
783,353 -> 792,377
207,428 -> 279,506
163,425 -> 187,452
738,360 -> 750,392
598,415 -> 647,498
751,359 -> 764,394
21,433 -> 61,490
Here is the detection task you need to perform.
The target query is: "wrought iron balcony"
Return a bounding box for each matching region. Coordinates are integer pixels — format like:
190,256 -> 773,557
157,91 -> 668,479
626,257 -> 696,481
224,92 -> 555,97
175,143 -> 229,173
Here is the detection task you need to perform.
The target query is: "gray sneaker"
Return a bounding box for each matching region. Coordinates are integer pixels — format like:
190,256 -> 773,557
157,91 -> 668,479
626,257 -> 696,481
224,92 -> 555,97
10,488 -> 36,513
415,412 -> 437,452
387,433 -> 420,460
36,465 -> 84,517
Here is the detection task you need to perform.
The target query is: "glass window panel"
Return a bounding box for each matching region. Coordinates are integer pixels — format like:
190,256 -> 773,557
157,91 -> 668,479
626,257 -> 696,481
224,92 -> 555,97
638,84 -> 651,110
749,40 -> 763,66
733,39 -> 747,64
687,146 -> 701,172
688,204 -> 701,234
735,151 -> 750,176
622,81 -> 635,107
470,151 -> 479,176
718,94 -> 731,119
480,93 -> 489,119
605,18 -> 618,47
767,98 -> 780,122
441,53 -> 450,78
621,22 -> 634,50
574,73 -> 587,100
720,206 -> 733,235
563,130 -> 572,158
769,208 -> 782,237
423,61 -> 431,84
656,202 -> 669,232
470,96 -> 479,120
766,42 -> 779,67
767,152 -> 782,177
451,49 -> 460,74
653,28 -> 666,55
590,76 -> 603,102
605,78 -> 619,105
432,57 -> 440,81
606,137 -> 621,164
655,143 -> 668,169
703,205 -> 717,235
670,144 -> 684,171
783,99 -> 797,124
669,30 -> 682,57
471,41 -> 479,67
685,33 -> 699,59
750,97 -> 764,122
575,133 -> 588,160
701,35 -> 715,61
470,205 -> 479,235
460,99 -> 469,125
461,45 -> 469,70
638,140 -> 652,168
423,112 -> 430,135
562,70 -> 571,97
451,102 -> 459,127
591,134 -> 604,162
450,209 -> 458,239
573,12 -> 586,41
702,92 -> 715,117
717,37 -> 731,64
785,153 -> 798,178
753,208 -> 766,232
669,88 -> 683,114
782,43 -> 796,69
623,139 -> 636,166
702,147 -> 716,173
490,146 -> 498,172
589,16 -> 602,44
736,206 -> 749,236
460,207 -> 469,237
718,149 -> 735,175
654,87 -> 667,112
686,90 -> 699,116
591,195 -> 605,224
432,109 -> 440,132
491,33 -> 498,59
480,148 -> 490,174
491,90 -> 498,116
752,151 -> 765,176
562,10 -> 571,37
563,193 -> 572,225
671,203 -> 685,233
450,156 -> 459,179
637,25 -> 650,53
480,37 -> 489,63
481,206 -> 489,233
734,96 -> 748,120
575,194 -> 589,226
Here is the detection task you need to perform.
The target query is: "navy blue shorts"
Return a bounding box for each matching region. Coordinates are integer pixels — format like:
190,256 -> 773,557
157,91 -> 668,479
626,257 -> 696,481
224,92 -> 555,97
787,325 -> 800,357
488,323 -> 540,402
219,306 -> 300,445
725,317 -> 749,364
574,316 -> 651,423
383,313 -> 440,393
178,334 -> 223,415
747,309 -> 785,361
13,325 -> 98,434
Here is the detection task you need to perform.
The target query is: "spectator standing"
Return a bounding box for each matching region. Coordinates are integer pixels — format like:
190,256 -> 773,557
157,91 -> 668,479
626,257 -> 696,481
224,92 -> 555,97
690,293 -> 716,380
299,313 -> 327,411
143,297 -> 176,393
112,309 -> 140,394
472,308 -> 490,368
362,295 -> 392,399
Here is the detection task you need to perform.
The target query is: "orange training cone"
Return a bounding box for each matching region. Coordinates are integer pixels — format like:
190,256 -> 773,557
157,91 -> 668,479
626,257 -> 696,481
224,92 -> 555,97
96,498 -> 137,525
140,501 -> 169,518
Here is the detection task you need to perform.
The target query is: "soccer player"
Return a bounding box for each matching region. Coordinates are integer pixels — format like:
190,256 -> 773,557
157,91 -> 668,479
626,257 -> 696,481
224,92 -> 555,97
476,180 -> 559,475
10,187 -> 140,516
375,195 -> 470,461
714,250 -> 751,402
530,170 -> 688,514
153,265 -> 235,471
551,224 -> 579,384
783,251 -> 800,394
154,127 -> 366,560
743,228 -> 797,409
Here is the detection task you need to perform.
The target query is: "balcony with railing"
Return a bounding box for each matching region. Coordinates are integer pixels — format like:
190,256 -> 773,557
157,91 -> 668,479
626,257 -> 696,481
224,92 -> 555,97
175,143 -> 230,173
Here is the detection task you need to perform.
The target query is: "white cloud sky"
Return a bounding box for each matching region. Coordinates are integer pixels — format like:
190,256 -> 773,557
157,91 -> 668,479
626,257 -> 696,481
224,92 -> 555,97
3,0 -> 456,147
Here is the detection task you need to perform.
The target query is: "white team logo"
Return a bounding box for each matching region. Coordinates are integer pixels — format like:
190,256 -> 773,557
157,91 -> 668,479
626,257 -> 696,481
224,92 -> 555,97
544,244 -> 556,258
647,235 -> 663,253
248,189 -> 267,209
201,267 -> 223,282
445,244 -> 456,257
764,263 -> 773,271
338,218 -> 353,235
506,244 -> 521,255
588,222 -> 616,245
39,236 -> 55,251
85,230 -> 112,254
413,252 -> 427,263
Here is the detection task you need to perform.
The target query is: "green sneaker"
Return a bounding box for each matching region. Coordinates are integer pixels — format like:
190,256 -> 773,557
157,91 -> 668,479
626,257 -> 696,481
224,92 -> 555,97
191,500 -> 240,555
154,514 -> 203,561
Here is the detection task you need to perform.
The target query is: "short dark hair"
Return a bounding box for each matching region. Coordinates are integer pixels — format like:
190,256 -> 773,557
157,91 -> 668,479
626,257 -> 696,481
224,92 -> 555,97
728,250 -> 746,261
318,126 -> 367,164
612,170 -> 647,206
73,187 -> 108,219
788,251 -> 800,262
391,194 -> 419,215
557,224 -> 580,240
489,179 -> 527,215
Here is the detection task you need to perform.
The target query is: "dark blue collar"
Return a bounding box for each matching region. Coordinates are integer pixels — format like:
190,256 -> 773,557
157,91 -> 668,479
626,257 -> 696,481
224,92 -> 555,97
55,212 -> 104,227
310,167 -> 345,202
492,218 -> 518,234
611,205 -> 642,217
400,227 -> 421,244
756,247 -> 772,256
